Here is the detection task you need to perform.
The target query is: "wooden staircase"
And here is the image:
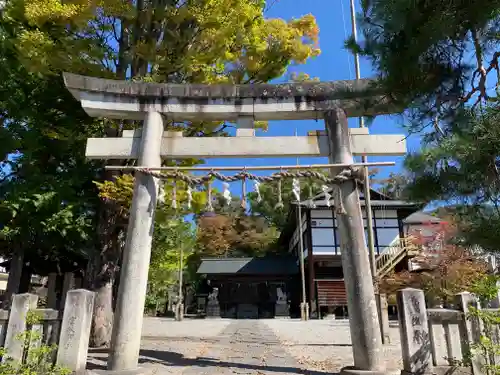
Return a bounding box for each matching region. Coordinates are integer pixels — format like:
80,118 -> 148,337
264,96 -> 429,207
376,237 -> 418,279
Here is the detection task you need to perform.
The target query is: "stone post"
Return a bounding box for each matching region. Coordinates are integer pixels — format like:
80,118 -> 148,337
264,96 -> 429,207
3,293 -> 38,362
46,273 -> 58,309
108,111 -> 164,371
397,288 -> 431,375
60,272 -> 75,309
455,292 -> 484,375
488,281 -> 500,308
324,108 -> 384,374
56,289 -> 95,373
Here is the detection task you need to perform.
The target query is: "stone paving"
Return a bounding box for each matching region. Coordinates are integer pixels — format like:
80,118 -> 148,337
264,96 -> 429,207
86,318 -> 404,375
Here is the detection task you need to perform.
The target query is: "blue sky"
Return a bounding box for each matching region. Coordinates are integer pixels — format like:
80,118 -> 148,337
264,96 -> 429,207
203,0 -> 422,197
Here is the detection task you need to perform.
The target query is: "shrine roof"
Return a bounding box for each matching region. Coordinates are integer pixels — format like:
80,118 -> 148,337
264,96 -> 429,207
196,256 -> 298,275
402,211 -> 443,224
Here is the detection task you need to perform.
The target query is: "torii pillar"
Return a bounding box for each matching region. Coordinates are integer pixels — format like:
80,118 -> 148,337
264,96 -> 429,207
63,73 -> 402,374
326,108 -> 383,375
108,112 -> 164,370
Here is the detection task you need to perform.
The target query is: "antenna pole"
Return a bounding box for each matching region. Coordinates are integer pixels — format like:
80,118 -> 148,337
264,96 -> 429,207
348,0 -> 387,344
295,128 -> 309,321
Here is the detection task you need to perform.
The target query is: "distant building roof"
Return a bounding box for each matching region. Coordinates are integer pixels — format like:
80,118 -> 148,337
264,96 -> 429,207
196,256 -> 299,275
403,211 -> 443,224
300,182 -> 420,208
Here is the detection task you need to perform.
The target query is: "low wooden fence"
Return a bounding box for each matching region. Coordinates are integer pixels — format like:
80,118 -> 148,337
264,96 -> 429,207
0,289 -> 95,373
397,288 -> 496,375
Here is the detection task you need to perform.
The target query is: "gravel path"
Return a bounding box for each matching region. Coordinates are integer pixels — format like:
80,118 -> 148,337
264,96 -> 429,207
86,318 -> 405,375
263,320 -> 403,374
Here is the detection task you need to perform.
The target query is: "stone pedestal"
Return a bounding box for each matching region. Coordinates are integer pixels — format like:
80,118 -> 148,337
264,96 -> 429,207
206,300 -> 220,318
397,288 -> 431,375
237,304 -> 258,319
4,293 -> 38,362
56,289 -> 95,373
206,288 -> 220,318
275,301 -> 289,317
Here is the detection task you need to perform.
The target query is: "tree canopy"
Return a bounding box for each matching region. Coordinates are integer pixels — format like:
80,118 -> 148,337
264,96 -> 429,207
0,0 -> 321,346
354,0 -> 500,252
380,221 -> 489,305
353,0 -> 500,133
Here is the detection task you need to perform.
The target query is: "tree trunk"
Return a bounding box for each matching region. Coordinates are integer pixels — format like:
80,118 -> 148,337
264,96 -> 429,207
88,180 -> 122,348
18,265 -> 32,293
87,11 -> 140,347
3,249 -> 24,308
90,274 -> 115,347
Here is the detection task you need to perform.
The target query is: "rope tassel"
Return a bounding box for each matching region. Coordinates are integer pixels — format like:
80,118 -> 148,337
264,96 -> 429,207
333,185 -> 346,215
321,185 -> 332,207
186,185 -> 193,209
157,181 -> 166,205
206,180 -> 214,212
222,182 -> 232,206
292,178 -> 301,202
241,177 -> 247,210
308,183 -> 316,208
171,181 -> 177,209
274,179 -> 284,209
254,181 -> 262,203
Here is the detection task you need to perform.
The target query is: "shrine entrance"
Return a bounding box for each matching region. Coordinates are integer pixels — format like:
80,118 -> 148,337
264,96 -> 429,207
63,73 -> 405,375
197,256 -> 298,319
218,280 -> 279,319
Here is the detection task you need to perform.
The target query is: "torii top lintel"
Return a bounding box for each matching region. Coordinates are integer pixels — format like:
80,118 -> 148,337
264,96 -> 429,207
63,73 -> 398,121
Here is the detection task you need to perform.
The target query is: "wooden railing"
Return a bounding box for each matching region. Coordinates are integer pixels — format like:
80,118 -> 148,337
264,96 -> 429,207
376,237 -> 416,278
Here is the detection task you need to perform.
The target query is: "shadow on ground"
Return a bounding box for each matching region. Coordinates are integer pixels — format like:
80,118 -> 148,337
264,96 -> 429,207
87,347 -> 339,375
141,336 -> 352,347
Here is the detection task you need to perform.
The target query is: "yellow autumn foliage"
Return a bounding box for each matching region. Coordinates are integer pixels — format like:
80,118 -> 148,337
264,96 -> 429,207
4,0 -> 320,206
94,174 -> 208,213
6,0 -> 319,84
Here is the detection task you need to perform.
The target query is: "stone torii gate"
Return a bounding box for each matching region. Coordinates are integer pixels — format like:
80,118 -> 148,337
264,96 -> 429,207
63,73 -> 405,375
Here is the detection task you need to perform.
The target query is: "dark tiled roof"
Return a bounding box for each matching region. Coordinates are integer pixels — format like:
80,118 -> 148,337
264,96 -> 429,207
196,256 -> 298,275
403,211 -> 442,224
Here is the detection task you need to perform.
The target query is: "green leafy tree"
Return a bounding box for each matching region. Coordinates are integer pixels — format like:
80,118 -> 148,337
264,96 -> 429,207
351,0 -> 500,252
352,0 -> 500,133
248,178 -> 326,232
146,212 -> 196,315
1,0 -> 320,346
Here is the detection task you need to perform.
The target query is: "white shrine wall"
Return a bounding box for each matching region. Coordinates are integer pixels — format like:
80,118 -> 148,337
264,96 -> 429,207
289,208 -> 402,257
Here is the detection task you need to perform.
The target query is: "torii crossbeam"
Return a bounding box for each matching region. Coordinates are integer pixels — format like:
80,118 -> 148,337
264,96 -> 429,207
64,73 -> 402,375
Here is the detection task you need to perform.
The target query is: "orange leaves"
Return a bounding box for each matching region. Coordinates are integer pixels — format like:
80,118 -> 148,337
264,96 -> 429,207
380,220 -> 489,303
196,214 -> 278,257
